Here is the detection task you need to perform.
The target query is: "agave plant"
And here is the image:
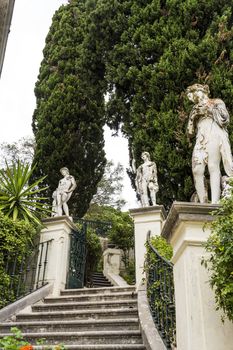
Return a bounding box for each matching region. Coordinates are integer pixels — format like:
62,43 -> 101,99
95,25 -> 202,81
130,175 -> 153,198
0,161 -> 50,225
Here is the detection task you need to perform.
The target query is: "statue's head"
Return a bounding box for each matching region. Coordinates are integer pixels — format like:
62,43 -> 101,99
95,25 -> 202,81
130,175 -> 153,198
141,151 -> 150,161
186,84 -> 210,103
60,167 -> 69,176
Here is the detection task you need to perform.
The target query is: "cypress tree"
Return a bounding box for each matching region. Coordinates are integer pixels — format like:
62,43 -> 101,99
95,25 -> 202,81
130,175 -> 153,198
98,0 -> 233,207
33,0 -> 233,210
32,1 -> 106,217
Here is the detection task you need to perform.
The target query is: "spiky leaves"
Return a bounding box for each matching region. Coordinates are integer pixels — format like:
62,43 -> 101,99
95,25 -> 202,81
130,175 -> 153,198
0,161 -> 49,225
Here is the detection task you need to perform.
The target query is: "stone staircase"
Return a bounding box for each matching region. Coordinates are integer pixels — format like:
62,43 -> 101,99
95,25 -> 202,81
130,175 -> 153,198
0,286 -> 146,349
90,272 -> 113,288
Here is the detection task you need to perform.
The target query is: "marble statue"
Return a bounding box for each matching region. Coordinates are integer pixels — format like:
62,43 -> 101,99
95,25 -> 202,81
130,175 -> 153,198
186,83 -> 233,203
136,152 -> 159,207
52,167 -> 77,217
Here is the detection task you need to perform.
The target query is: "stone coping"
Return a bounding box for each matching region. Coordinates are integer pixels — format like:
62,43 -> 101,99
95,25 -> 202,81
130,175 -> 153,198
42,215 -> 78,231
137,283 -> 166,350
0,283 -> 53,322
162,201 -> 220,242
103,272 -> 129,287
129,205 -> 167,220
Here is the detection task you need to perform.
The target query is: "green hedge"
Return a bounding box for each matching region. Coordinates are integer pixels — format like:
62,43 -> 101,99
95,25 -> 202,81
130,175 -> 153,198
0,212 -> 36,308
202,189 -> 233,322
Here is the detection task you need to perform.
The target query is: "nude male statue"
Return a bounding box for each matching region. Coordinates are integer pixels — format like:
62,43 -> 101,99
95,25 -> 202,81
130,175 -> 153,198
52,167 -> 77,217
136,152 -> 159,207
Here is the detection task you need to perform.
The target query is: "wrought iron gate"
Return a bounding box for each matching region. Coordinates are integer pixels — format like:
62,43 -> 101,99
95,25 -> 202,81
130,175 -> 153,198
66,222 -> 87,289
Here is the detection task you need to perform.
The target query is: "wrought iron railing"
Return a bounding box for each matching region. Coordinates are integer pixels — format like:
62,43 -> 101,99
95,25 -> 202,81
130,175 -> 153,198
73,217 -> 112,237
146,231 -> 176,349
1,239 -> 53,308
66,223 -> 87,289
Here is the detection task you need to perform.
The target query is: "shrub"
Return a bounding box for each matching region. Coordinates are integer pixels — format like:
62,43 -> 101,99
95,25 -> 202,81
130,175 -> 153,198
0,161 -> 49,225
202,187 -> 233,322
0,213 -> 37,308
85,228 -> 102,284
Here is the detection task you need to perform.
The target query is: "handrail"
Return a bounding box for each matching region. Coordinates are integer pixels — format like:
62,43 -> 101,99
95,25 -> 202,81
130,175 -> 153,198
146,230 -> 176,349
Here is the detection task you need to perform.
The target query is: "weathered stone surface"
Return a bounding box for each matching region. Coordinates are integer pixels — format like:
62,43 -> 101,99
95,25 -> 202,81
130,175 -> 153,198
186,83 -> 233,203
164,202 -> 233,350
0,286 -> 146,349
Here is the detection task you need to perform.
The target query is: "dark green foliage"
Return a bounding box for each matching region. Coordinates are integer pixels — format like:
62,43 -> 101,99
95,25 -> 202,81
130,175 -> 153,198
202,186 -> 233,322
149,235 -> 173,261
33,0 -> 233,210
85,204 -> 134,254
0,213 -> 36,308
85,204 -> 134,269
32,2 -> 106,217
120,260 -> 135,285
145,235 -> 175,347
95,0 -> 233,207
85,228 -> 102,284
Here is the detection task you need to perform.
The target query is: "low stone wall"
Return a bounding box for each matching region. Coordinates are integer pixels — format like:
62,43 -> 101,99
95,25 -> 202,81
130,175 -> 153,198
0,283 -> 53,322
137,283 -> 166,350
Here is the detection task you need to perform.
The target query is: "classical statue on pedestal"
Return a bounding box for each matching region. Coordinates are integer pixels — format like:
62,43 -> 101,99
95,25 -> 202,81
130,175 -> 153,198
136,152 -> 159,207
52,167 -> 77,217
186,83 -> 233,203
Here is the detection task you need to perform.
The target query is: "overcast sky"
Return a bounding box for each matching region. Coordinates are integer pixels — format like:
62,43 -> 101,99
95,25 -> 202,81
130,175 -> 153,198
0,0 -> 138,209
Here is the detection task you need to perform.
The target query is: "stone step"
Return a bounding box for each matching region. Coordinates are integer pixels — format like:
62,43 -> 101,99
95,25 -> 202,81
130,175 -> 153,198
31,344 -> 146,349
0,330 -> 143,345
32,299 -> 137,312
44,291 -> 137,303
0,318 -> 139,333
91,276 -> 111,282
91,281 -> 112,287
91,278 -> 112,283
60,286 -> 135,296
16,307 -> 138,322
91,275 -> 110,280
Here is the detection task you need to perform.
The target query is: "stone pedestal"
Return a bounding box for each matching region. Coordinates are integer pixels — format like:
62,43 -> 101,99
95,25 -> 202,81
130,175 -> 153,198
103,248 -> 121,275
162,202 -> 233,350
37,216 -> 77,296
130,206 -> 166,287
